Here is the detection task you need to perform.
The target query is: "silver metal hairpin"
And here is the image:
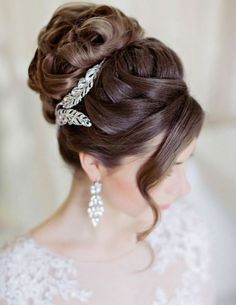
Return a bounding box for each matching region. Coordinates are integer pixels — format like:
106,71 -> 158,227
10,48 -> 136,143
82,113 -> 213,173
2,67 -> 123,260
55,59 -> 105,127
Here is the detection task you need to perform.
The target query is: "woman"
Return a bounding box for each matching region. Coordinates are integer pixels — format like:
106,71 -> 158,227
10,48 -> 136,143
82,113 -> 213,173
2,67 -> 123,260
0,2 -> 215,305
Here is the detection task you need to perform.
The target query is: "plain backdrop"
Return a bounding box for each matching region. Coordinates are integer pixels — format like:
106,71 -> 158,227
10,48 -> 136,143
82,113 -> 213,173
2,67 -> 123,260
0,1 -> 236,304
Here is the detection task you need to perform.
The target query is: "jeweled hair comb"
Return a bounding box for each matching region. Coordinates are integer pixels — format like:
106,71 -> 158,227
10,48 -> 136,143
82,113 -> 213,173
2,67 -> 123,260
55,59 -> 105,128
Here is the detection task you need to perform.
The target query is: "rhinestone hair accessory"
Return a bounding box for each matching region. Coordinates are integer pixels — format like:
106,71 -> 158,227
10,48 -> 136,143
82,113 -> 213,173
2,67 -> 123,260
55,59 -> 105,128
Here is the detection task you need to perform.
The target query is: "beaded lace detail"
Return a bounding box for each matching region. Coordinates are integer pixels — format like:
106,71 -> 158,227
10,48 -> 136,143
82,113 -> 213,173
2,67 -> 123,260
0,202 -> 213,305
147,202 -> 212,305
0,236 -> 94,304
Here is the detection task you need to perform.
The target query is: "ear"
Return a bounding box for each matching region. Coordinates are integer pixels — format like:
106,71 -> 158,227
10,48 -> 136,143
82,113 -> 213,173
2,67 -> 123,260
78,151 -> 104,182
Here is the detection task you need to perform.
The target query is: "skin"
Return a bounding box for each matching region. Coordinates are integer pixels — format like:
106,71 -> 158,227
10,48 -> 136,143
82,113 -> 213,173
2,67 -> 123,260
30,137 -> 197,261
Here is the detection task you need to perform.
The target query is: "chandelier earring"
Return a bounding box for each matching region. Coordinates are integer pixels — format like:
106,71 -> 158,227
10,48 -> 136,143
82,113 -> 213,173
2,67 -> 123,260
87,180 -> 104,227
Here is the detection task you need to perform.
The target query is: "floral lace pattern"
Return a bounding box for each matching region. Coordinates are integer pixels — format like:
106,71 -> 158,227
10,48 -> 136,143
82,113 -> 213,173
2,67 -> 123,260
0,236 -> 94,305
0,201 -> 213,305
147,202 -> 212,305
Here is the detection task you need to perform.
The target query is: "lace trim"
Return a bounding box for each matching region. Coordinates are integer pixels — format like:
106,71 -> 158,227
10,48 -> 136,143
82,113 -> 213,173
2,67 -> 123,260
150,202 -> 212,305
0,235 -> 94,304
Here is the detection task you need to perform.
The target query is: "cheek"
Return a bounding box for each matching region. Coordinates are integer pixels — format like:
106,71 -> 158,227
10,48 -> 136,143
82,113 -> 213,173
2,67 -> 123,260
150,177 -> 179,204
161,179 -> 179,194
102,168 -> 149,217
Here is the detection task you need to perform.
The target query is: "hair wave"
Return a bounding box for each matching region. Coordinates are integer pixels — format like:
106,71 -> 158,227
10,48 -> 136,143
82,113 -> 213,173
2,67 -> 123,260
27,2 -> 205,271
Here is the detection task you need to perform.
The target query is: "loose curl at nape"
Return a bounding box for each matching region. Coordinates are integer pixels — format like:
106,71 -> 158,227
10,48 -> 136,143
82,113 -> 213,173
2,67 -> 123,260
27,2 -> 206,272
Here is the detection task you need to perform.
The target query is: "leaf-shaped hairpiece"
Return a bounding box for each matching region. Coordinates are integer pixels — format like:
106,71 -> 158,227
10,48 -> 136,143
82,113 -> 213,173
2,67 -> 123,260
55,59 -> 105,127
56,109 -> 92,127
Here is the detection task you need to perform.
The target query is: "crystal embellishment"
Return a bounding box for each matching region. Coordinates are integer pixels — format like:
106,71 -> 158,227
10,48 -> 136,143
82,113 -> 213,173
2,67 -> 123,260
55,59 -> 105,127
87,181 -> 104,227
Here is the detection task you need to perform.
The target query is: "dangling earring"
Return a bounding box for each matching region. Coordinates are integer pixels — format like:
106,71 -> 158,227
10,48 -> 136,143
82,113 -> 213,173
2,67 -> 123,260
87,180 -> 104,227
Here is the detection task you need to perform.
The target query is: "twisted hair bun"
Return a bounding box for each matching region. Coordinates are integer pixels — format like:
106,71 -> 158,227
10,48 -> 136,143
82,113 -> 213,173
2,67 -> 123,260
28,2 -> 144,123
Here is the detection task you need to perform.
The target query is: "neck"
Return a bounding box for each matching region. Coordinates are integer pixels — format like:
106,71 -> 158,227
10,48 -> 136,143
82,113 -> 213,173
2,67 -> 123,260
50,170 -> 141,251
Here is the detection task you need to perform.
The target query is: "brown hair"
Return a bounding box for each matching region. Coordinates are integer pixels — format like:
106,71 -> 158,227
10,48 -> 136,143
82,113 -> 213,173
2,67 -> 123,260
27,2 -> 205,270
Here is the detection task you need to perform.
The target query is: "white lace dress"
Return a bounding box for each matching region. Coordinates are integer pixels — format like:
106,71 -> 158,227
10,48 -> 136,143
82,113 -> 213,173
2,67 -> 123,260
0,201 -> 215,305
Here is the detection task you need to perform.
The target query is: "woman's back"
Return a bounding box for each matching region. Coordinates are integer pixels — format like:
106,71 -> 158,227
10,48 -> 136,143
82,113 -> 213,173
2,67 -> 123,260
0,201 -> 214,305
